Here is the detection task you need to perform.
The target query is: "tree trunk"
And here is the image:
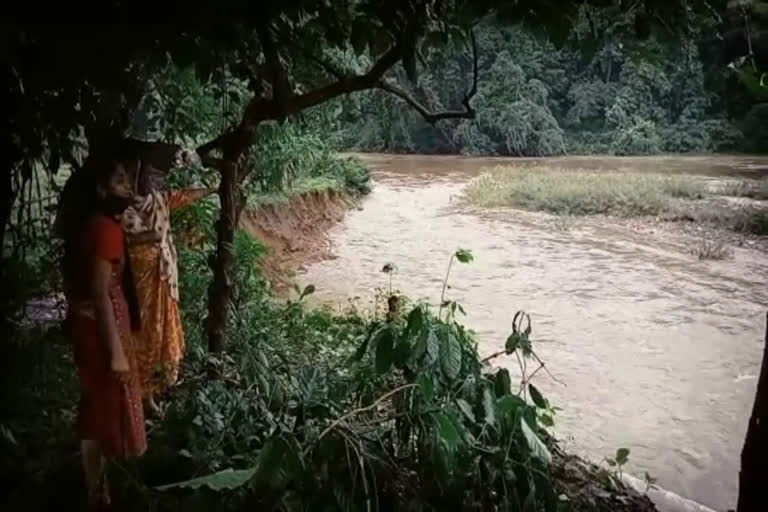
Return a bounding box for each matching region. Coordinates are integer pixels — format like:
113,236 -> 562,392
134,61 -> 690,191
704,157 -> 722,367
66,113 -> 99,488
207,158 -> 240,353
0,164 -> 16,256
737,311 -> 768,512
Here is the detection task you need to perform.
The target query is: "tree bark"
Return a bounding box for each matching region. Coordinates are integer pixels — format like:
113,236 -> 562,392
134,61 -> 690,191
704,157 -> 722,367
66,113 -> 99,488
0,166 -> 14,255
737,311 -> 768,512
206,157 -> 242,353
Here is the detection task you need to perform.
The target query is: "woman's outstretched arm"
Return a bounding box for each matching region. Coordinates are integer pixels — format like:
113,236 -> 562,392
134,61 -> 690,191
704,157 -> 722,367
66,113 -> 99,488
167,188 -> 217,211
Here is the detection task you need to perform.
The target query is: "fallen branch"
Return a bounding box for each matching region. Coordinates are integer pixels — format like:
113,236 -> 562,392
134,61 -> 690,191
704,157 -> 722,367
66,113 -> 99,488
312,383 -> 417,448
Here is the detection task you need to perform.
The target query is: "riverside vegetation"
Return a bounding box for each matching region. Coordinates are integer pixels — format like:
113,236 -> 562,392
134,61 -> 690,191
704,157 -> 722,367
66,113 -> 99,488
464,166 -> 768,251
1,125 -> 657,511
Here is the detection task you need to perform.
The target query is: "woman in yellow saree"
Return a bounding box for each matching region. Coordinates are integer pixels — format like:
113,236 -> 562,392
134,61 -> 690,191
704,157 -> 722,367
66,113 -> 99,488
122,164 -> 214,415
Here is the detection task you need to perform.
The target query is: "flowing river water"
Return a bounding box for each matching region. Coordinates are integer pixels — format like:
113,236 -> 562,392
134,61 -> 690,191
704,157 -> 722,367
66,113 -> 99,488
302,154 -> 768,511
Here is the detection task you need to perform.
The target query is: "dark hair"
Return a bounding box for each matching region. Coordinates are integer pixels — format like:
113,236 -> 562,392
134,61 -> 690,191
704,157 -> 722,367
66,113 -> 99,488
60,141 -> 142,330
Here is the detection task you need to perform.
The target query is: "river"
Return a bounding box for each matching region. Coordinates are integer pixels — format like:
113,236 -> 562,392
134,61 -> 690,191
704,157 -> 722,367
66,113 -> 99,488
302,154 -> 768,511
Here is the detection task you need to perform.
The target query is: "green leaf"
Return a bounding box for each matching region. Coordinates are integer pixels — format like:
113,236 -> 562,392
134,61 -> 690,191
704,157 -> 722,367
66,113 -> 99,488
156,467 -> 256,491
299,284 -> 315,301
505,333 -> 520,354
393,339 -> 411,368
409,328 -> 428,365
418,373 -> 434,401
298,366 -> 327,407
483,387 -> 496,426
496,394 -> 525,417
351,333 -> 371,363
426,328 -> 440,365
494,369 -> 512,397
520,417 -> 552,465
431,438 -> 454,488
455,248 -> 473,263
540,414 -> 554,427
528,384 -> 546,409
434,413 -> 460,452
615,448 -> 630,466
375,327 -> 395,374
440,330 -> 462,380
456,398 -> 476,423
405,306 -> 425,338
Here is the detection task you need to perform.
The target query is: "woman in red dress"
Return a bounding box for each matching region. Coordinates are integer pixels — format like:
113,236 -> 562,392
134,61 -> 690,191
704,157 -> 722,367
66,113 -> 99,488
59,146 -> 147,510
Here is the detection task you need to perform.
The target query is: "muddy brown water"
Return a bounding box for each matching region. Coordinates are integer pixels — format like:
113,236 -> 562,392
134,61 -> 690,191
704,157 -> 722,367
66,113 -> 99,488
301,154 -> 768,511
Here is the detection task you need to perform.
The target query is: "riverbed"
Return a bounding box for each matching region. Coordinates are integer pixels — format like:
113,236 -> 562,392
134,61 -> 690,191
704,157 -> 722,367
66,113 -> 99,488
302,153 -> 768,511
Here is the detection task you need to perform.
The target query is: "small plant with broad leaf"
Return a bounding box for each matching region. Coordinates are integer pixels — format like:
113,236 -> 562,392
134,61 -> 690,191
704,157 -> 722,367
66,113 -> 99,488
603,447 -> 631,486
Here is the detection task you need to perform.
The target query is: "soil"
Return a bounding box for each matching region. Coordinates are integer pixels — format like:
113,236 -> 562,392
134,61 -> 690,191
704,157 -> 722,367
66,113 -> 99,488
239,188 -> 354,292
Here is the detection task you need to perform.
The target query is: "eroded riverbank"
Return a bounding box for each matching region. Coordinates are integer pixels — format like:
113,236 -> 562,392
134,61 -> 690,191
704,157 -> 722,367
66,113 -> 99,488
301,154 -> 768,511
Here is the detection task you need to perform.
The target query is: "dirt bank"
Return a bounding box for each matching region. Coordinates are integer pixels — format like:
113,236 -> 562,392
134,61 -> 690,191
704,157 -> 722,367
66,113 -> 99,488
240,188 -> 353,290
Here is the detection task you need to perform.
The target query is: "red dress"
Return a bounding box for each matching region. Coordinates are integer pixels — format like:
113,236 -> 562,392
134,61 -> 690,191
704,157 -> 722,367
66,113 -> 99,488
67,215 -> 146,457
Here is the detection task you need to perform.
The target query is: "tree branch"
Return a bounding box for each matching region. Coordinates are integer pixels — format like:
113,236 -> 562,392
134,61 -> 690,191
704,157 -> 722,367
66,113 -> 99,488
376,29 -> 478,125
257,24 -> 291,118
196,44 -> 403,159
309,383 -> 417,452
197,29 -> 479,157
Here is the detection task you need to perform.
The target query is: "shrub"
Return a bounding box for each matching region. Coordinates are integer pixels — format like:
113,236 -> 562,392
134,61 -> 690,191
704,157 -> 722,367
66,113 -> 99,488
746,210 -> 768,236
609,117 -> 662,156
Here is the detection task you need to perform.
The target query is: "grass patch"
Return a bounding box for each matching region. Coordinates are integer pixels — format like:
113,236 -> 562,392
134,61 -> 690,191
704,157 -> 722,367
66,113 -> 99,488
719,178 -> 768,200
690,237 -> 733,260
464,166 -> 707,217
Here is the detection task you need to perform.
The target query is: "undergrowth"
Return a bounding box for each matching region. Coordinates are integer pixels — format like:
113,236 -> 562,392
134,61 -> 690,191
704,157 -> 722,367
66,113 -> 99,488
246,122 -> 371,207
1,214 -> 652,511
108,231 -> 569,511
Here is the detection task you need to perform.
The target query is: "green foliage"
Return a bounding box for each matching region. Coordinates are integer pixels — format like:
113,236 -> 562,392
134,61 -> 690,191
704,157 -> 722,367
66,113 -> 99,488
455,51 -> 566,156
248,120 -> 371,200
336,8 -> 753,156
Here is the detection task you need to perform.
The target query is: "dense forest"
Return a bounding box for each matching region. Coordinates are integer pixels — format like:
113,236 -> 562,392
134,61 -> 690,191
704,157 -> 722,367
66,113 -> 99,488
332,7 -> 767,155
2,1 -> 768,511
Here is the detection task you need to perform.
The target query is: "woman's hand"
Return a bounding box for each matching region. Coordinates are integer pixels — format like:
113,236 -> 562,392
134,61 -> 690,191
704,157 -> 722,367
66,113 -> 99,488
110,348 -> 130,374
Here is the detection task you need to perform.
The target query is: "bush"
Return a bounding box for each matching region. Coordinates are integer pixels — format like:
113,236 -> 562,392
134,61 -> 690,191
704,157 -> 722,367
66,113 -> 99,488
463,166 -> 707,217
248,122 -> 372,202
746,210 -> 768,236
609,117 -> 662,156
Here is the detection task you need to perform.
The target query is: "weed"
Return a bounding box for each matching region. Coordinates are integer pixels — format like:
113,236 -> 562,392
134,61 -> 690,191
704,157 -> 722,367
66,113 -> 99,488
719,178 -> 768,200
601,447 -> 631,489
691,237 -> 733,260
